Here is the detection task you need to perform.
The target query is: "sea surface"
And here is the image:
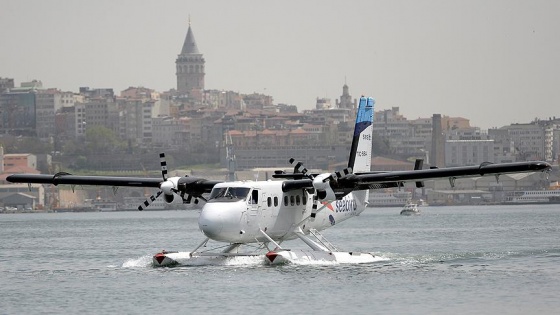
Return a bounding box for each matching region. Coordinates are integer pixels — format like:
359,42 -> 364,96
1,204 -> 559,315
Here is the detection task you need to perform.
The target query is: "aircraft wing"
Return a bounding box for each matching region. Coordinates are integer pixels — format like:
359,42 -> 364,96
6,161 -> 552,205
6,173 -> 163,187
282,161 -> 551,200
337,161 -> 551,191
6,172 -> 223,210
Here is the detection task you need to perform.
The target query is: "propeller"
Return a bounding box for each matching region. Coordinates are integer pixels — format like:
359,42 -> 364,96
138,191 -> 163,211
138,153 -> 173,211
322,167 -> 353,184
160,152 -> 168,180
138,153 -> 212,210
288,157 -> 350,209
289,158 -> 314,179
288,157 -> 354,199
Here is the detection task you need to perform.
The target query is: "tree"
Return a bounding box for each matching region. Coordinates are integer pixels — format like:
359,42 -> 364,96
372,133 -> 391,155
0,136 -> 53,154
84,126 -> 126,154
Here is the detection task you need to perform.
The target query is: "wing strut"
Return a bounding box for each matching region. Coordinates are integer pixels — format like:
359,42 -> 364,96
414,159 -> 425,188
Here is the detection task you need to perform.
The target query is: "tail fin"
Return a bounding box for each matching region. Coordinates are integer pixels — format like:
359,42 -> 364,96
347,97 -> 374,173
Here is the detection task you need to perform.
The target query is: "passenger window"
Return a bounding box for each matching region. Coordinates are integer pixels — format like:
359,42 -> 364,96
290,196 -> 295,206
267,197 -> 272,207
274,197 -> 278,207
296,195 -> 300,205
284,196 -> 288,206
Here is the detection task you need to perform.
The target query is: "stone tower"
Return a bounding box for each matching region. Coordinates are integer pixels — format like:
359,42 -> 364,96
336,83 -> 357,109
176,22 -> 205,96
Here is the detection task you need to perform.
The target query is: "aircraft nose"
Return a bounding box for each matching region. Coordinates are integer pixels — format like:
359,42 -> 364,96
198,204 -> 224,240
199,202 -> 247,242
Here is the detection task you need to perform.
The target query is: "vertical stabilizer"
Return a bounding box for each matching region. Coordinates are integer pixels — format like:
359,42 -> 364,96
348,97 -> 374,173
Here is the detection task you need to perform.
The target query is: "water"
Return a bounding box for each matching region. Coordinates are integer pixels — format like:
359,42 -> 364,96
1,205 -> 559,314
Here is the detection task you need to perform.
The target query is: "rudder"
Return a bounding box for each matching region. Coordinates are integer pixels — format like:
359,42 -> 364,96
347,97 -> 374,173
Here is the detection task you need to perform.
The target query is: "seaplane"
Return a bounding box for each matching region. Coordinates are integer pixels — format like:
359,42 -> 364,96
7,97 -> 551,267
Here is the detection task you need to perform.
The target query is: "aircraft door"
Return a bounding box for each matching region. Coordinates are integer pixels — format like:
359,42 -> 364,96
249,189 -> 260,216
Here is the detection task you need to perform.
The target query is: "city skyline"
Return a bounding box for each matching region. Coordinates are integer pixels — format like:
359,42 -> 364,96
1,0 -> 559,130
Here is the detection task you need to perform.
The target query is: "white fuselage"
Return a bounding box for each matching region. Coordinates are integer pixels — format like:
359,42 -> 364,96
198,180 -> 368,244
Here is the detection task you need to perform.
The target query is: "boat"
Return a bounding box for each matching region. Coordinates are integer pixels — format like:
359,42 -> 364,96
92,199 -> 118,211
84,198 -> 118,211
400,202 -> 419,215
502,190 -> 560,205
368,191 -> 412,207
121,196 -> 167,211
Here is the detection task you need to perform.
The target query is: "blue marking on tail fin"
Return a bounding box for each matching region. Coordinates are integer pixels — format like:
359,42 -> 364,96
353,97 -> 374,136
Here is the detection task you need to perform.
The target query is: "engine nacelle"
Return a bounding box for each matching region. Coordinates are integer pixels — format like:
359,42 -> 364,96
163,193 -> 174,203
312,173 -> 336,201
160,177 -> 181,203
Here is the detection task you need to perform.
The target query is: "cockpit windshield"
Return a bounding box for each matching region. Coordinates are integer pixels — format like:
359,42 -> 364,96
208,187 -> 251,202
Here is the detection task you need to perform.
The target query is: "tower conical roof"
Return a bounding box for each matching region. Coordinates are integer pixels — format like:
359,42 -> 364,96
180,24 -> 200,55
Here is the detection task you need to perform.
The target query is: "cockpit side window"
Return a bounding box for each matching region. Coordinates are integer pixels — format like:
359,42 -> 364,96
208,187 -> 250,202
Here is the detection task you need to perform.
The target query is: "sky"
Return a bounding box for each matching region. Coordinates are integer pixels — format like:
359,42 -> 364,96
1,0 -> 559,130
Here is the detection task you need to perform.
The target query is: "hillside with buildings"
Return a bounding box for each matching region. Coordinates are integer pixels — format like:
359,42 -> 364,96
1,23 -> 559,211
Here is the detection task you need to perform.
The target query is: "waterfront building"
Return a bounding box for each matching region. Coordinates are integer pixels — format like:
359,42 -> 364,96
444,128 -> 495,167
152,116 -> 187,147
35,89 -> 66,139
490,123 -> 548,161
0,77 -> 14,93
445,139 -> 494,166
3,153 -> 37,170
203,90 -> 245,110
79,97 -> 119,135
373,107 -> 410,138
117,98 -> 154,145
0,88 -> 37,136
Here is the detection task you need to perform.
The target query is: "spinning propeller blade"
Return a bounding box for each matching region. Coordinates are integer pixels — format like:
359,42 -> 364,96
160,153 -> 168,181
289,158 -> 314,179
137,153 -> 174,211
138,191 -> 162,211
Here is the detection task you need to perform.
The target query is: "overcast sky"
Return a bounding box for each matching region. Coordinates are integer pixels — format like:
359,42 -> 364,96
1,0 -> 559,130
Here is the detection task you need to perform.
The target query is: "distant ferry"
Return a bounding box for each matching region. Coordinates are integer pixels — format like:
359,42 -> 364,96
90,199 -> 118,211
122,196 -> 166,211
368,191 -> 411,207
503,190 -> 560,204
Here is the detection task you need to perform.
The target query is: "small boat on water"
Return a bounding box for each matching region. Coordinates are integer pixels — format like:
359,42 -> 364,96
400,202 -> 420,215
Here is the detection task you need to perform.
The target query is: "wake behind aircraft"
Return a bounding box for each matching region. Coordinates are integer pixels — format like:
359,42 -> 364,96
7,97 -> 551,266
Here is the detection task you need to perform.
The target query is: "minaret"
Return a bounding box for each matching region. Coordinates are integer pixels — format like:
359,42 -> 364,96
176,19 -> 205,97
